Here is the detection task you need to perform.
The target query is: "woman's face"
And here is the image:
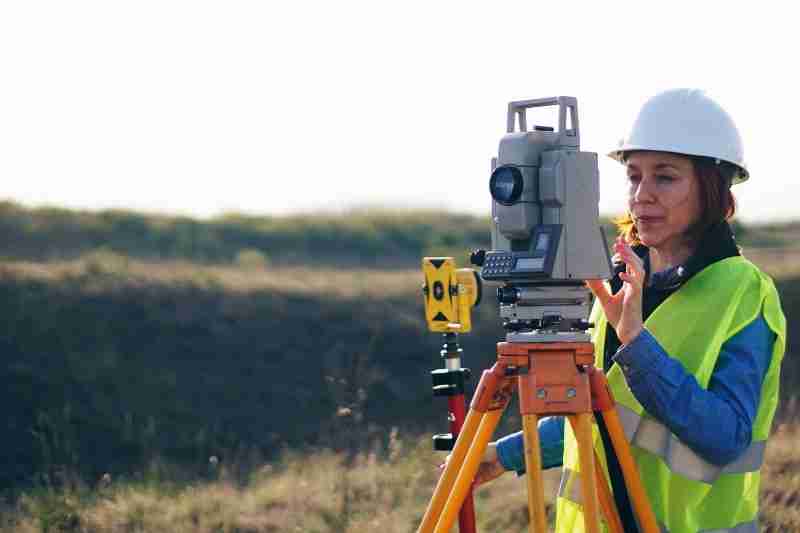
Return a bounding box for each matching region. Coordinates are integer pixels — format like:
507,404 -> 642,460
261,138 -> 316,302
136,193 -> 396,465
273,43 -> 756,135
626,151 -> 702,251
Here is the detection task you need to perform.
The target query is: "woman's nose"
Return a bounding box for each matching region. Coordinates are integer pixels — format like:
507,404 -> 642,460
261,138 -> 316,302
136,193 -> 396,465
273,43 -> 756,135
633,177 -> 656,203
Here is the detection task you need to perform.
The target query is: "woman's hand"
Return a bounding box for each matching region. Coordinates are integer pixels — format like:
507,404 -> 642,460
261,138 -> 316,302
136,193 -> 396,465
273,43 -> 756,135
585,236 -> 645,345
439,442 -> 506,487
474,443 -> 506,486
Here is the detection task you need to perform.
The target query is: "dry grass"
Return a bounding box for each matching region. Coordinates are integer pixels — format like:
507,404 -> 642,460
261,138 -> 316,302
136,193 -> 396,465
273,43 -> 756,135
760,422 -> 800,532
3,425 -> 797,532
1,245 -> 796,302
0,432 -> 544,533
743,247 -> 800,280
0,254 -> 421,299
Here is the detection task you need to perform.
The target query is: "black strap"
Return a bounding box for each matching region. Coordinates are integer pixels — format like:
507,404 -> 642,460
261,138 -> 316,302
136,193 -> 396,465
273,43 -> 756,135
596,412 -> 640,532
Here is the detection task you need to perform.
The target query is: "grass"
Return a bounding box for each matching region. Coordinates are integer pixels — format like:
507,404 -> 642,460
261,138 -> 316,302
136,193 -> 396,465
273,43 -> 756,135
761,422 -> 800,532
0,201 -> 493,268
4,198 -> 799,270
740,247 -> 800,280
4,242 -> 800,298
0,207 -> 797,531
2,422 -> 797,532
0,431 -> 550,533
0,254 -> 421,299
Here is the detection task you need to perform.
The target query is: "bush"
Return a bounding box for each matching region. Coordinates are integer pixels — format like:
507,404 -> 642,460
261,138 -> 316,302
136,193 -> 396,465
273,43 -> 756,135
234,249 -> 270,270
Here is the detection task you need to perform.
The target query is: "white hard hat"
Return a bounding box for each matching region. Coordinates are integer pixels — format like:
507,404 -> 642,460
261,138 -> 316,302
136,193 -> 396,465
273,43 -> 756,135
609,88 -> 748,184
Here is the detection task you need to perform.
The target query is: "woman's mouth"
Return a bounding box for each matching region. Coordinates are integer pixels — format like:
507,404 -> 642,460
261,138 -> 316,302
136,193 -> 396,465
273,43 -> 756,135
635,216 -> 664,225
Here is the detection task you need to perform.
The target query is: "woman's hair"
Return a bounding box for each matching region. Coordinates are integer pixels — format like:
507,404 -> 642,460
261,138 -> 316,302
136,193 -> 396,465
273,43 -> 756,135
615,152 -> 737,246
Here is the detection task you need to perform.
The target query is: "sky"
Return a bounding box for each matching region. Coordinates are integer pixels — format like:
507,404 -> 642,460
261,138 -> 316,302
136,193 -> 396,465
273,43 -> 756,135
0,1 -> 798,223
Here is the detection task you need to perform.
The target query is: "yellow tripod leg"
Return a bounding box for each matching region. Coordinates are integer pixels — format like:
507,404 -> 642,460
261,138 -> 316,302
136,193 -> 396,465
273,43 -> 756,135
569,413 -> 601,533
600,408 -> 659,533
434,409 -> 504,533
417,408 -> 483,533
522,414 -> 547,533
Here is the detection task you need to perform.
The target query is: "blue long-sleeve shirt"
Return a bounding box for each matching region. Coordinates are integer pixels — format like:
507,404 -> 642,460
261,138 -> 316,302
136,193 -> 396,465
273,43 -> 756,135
496,315 -> 775,473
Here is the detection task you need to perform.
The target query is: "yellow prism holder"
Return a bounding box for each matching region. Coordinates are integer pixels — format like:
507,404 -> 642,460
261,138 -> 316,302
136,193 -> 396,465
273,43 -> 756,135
422,257 -> 480,334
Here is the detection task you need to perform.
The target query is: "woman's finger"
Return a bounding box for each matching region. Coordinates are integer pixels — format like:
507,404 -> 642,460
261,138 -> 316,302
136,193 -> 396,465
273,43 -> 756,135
619,271 -> 644,291
586,279 -> 611,304
615,244 -> 645,280
615,244 -> 644,268
621,252 -> 644,273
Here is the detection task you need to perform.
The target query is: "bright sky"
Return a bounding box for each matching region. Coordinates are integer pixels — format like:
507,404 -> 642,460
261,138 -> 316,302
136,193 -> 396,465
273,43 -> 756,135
1,2 -> 797,223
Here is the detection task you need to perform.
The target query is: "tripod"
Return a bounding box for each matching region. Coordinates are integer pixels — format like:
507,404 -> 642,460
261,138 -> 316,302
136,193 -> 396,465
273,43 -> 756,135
416,339 -> 660,533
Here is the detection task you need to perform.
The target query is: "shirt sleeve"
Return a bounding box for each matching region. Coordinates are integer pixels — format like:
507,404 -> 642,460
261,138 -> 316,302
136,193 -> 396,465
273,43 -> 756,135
495,415 -> 565,474
612,315 -> 775,466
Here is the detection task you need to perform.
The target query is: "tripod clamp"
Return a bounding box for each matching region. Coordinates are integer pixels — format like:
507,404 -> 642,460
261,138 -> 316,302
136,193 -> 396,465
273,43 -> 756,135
431,333 -> 472,451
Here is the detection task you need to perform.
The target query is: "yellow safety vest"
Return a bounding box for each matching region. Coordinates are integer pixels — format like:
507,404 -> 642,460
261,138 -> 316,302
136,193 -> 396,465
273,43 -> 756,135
556,256 -> 786,533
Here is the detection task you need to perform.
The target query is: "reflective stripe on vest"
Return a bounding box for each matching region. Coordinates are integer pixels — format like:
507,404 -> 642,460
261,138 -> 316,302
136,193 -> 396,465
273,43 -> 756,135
699,523 -> 758,533
615,404 -> 765,483
558,468 -> 759,533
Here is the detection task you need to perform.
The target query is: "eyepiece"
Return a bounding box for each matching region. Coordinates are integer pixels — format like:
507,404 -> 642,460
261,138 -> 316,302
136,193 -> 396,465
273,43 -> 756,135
489,165 -> 524,206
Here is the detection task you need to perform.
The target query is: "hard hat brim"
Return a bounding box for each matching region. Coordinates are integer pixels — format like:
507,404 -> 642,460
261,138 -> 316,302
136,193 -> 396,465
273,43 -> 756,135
607,145 -> 749,185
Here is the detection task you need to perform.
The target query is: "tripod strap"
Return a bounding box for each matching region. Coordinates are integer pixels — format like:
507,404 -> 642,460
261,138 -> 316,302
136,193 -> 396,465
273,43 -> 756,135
595,411 -> 640,533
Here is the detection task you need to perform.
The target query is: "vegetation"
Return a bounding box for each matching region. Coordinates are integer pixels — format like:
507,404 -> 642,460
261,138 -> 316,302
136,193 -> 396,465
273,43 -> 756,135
0,202 -> 797,531
0,201 -> 493,268
0,255 -> 515,494
0,433 -> 544,533
1,426 -> 798,532
2,200 -> 797,269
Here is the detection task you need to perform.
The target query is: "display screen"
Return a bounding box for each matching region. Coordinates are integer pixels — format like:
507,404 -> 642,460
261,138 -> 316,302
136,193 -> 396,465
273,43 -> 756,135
535,232 -> 550,252
515,257 -> 544,270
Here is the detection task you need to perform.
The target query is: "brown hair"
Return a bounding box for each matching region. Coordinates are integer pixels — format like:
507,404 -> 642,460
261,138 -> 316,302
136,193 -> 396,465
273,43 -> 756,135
615,153 -> 737,246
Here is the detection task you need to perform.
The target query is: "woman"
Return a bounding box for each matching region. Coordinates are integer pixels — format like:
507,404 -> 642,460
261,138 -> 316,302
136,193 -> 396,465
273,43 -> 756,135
476,89 -> 786,532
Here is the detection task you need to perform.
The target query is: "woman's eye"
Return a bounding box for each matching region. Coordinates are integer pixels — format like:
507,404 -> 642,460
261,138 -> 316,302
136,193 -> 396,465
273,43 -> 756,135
627,175 -> 641,183
656,174 -> 675,183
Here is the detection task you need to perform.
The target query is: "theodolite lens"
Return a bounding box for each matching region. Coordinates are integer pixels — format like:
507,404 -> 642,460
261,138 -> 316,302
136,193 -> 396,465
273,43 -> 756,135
489,166 -> 524,206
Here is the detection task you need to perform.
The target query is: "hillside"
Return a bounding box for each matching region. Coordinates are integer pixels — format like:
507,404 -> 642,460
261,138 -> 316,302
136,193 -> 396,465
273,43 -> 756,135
3,200 -> 796,268
0,203 -> 798,501
0,201 -> 491,269
0,255 -> 509,493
